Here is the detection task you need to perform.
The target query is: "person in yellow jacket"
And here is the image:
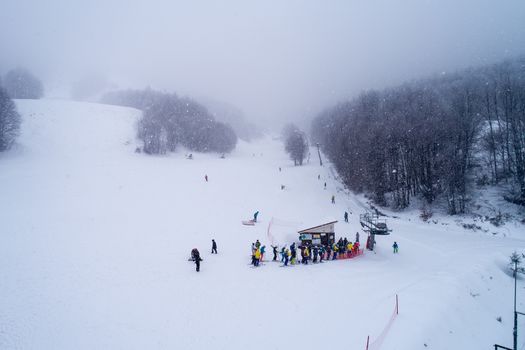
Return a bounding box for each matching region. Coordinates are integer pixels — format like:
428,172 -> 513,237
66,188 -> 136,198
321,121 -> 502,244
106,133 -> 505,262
284,249 -> 291,266
304,246 -> 310,265
332,243 -> 339,260
347,242 -> 354,257
254,248 -> 261,267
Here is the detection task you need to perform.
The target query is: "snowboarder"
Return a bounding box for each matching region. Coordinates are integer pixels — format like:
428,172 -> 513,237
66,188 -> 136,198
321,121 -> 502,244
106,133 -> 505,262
205,174 -> 208,182
393,241 -> 399,254
191,248 -> 202,272
271,245 -> 278,261
211,239 -> 217,254
355,232 -> 360,243
253,211 -> 259,222
344,211 -> 348,222
331,195 -> 335,204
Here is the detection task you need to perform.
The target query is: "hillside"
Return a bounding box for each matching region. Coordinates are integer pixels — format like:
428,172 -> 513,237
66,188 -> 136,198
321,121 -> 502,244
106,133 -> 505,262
0,99 -> 524,350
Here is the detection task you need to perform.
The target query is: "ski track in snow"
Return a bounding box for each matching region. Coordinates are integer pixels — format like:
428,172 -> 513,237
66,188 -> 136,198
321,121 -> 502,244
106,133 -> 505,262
0,99 -> 524,350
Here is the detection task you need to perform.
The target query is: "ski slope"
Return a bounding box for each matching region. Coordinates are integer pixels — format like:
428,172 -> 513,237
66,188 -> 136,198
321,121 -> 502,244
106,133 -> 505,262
0,99 -> 524,350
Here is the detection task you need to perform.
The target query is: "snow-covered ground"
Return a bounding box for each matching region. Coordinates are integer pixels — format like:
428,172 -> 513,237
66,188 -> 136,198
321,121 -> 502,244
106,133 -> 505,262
1,99 -> 524,350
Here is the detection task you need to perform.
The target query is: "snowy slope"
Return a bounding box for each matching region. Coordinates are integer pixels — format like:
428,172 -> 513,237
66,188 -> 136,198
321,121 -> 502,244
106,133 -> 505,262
0,99 -> 524,350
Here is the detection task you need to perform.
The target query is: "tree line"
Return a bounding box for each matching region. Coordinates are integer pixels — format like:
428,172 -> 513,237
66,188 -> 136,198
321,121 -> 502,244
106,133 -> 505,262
312,57 -> 525,213
0,67 -> 42,152
101,89 -> 238,155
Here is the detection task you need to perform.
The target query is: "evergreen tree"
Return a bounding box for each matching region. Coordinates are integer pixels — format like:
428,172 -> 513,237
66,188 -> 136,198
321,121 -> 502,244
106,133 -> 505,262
0,88 -> 21,151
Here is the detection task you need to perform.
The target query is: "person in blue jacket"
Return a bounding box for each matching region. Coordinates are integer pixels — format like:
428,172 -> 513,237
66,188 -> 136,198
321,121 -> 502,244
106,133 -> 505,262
253,211 -> 259,222
393,241 -> 399,254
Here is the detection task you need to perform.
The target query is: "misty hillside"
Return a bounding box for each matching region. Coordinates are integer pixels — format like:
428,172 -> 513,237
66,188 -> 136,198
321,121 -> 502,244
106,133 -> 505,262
0,99 -> 524,350
197,96 -> 263,141
2,1 -> 525,349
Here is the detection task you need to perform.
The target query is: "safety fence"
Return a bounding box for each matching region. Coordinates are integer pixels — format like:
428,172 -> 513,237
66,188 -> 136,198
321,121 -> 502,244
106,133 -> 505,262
366,295 -> 399,350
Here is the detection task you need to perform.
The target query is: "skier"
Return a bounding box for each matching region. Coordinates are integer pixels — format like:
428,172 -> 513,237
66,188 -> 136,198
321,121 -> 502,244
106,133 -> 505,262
344,211 -> 349,223
254,248 -> 261,266
260,245 -> 266,262
211,239 -> 217,254
279,167 -> 282,172
331,195 -> 335,204
393,241 -> 399,254
318,174 -> 320,180
255,240 -> 261,249
347,242 -> 353,256
253,211 -> 259,222
332,244 -> 338,260
280,247 -> 286,262
312,246 -> 319,263
271,245 -> 278,261
284,248 -> 290,266
304,246 -> 310,265
290,243 -> 297,265
324,182 -> 327,190
205,174 -> 208,182
191,248 -> 202,272
318,245 -> 324,262
355,232 -> 360,243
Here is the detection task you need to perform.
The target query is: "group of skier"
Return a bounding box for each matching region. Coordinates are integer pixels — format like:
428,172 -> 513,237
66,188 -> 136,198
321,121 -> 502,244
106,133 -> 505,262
249,232 -> 363,268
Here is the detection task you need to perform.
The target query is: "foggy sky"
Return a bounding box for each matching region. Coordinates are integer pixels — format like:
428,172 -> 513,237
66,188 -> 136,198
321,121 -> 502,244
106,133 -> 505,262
1,0 -> 525,127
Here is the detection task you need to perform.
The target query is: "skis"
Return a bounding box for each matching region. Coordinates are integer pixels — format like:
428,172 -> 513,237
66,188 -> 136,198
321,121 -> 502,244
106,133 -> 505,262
242,220 -> 255,226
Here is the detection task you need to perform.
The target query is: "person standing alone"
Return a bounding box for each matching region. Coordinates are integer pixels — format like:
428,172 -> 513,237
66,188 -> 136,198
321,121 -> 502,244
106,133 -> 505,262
211,239 -> 217,254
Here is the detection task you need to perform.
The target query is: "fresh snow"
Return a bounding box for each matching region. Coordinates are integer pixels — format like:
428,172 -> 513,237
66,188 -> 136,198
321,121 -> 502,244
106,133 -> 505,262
1,99 -> 524,350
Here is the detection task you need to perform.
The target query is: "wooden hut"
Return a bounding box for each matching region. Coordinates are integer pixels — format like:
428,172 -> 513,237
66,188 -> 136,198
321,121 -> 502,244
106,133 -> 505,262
298,221 -> 337,246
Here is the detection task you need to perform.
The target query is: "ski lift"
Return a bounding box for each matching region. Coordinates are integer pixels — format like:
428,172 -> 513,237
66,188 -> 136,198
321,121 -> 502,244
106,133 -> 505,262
359,210 -> 391,251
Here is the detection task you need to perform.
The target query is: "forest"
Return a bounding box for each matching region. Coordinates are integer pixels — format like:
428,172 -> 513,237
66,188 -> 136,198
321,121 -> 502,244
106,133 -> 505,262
312,57 -> 525,213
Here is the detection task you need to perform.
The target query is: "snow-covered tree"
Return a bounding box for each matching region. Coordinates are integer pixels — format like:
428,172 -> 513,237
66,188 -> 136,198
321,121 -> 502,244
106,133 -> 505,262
103,89 -> 238,154
3,68 -> 44,99
0,88 -> 21,151
284,124 -> 308,166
